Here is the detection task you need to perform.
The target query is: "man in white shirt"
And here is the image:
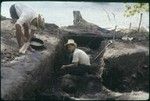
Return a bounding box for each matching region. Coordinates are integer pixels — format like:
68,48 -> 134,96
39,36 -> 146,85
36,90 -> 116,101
61,39 -> 94,75
60,39 -> 90,93
9,3 -> 44,51
61,39 -> 90,66
60,39 -> 102,93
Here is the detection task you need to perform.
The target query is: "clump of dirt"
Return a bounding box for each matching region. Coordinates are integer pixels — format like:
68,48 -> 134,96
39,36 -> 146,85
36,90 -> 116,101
1,49 -> 20,63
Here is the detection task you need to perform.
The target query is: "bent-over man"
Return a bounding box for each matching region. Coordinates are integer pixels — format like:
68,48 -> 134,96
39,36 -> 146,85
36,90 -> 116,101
9,3 -> 44,52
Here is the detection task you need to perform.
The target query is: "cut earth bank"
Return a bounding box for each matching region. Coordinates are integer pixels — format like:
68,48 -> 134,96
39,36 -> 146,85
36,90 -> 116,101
1,13 -> 149,100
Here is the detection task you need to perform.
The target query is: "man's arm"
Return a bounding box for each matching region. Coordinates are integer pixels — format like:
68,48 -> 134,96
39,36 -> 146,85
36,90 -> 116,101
30,29 -> 36,37
61,50 -> 79,69
23,23 -> 29,42
61,62 -> 78,69
15,24 -> 24,47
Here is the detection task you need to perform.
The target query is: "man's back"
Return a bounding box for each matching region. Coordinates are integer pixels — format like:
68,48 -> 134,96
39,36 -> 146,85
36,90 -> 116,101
13,3 -> 37,25
14,3 -> 36,17
72,48 -> 91,66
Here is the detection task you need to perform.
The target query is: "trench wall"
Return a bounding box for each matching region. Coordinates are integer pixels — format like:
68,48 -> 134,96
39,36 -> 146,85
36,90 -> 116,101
102,41 -> 149,92
1,35 -> 61,100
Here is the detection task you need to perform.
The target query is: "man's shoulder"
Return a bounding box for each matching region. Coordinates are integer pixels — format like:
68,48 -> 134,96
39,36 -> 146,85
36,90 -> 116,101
74,48 -> 85,54
75,48 -> 82,52
15,3 -> 26,8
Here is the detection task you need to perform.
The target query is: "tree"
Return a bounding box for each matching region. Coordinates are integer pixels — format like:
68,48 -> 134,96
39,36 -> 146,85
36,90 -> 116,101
124,3 -> 149,32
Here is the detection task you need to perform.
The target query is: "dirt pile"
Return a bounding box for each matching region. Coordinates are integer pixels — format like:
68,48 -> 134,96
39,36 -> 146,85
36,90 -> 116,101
44,23 -> 59,34
102,40 -> 149,92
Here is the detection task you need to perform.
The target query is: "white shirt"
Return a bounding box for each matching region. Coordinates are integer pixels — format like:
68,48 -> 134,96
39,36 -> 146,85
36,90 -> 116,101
14,3 -> 38,26
72,48 -> 91,66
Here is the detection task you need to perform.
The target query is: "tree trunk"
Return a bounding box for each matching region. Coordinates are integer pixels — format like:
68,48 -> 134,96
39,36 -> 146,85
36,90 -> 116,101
72,11 -> 105,35
138,13 -> 143,32
73,11 -> 87,26
129,22 -> 132,30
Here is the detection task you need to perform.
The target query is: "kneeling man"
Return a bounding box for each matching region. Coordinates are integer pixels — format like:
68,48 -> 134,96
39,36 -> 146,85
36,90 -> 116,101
61,39 -> 91,75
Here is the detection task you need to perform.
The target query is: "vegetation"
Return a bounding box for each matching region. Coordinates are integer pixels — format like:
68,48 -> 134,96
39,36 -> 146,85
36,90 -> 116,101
124,3 -> 149,17
124,3 -> 149,32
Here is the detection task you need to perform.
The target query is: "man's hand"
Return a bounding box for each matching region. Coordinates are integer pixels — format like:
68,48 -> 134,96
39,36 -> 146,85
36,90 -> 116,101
61,63 -> 77,70
22,36 -> 27,43
19,42 -> 30,54
15,24 -> 24,47
23,23 -> 29,40
61,65 -> 67,69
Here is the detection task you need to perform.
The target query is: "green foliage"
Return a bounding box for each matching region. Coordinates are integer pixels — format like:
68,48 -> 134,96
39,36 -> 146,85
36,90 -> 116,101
124,3 -> 149,17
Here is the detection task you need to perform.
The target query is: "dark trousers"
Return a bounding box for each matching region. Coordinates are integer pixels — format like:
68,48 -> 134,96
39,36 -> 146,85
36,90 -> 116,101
60,64 -> 102,93
10,4 -> 19,19
60,64 -> 100,76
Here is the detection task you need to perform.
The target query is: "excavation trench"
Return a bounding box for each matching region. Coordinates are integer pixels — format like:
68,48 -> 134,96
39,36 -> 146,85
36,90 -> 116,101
1,13 -> 149,100
22,34 -> 148,100
102,49 -> 149,93
34,34 -> 104,100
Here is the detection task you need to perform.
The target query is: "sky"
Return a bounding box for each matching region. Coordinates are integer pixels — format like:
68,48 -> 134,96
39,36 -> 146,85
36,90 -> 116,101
1,1 -> 149,29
